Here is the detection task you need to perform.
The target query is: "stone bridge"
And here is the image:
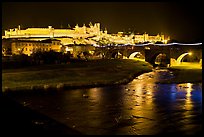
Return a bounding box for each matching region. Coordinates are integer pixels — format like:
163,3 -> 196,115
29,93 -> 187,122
93,43 -> 202,66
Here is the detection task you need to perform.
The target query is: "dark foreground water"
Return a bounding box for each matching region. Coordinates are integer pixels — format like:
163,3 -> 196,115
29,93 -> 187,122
8,69 -> 202,135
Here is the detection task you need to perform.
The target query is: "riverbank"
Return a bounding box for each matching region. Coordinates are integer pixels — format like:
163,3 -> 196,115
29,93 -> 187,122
157,66 -> 202,84
2,59 -> 153,93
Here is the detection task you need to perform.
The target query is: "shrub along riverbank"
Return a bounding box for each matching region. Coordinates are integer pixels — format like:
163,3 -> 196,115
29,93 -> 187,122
2,59 -> 153,93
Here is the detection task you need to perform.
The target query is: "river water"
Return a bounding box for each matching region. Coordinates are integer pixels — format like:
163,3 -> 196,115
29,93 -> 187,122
9,69 -> 202,135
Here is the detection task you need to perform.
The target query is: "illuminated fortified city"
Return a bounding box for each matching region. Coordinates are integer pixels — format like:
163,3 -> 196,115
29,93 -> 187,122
3,23 -> 170,45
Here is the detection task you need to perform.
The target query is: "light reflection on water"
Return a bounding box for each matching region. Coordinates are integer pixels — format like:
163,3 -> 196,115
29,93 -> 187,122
10,70 -> 202,135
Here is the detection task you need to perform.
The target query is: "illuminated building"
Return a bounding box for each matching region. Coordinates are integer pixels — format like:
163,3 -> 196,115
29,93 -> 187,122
9,39 -> 61,56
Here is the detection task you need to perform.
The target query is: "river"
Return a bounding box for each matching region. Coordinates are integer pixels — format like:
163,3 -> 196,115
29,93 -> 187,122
9,69 -> 202,135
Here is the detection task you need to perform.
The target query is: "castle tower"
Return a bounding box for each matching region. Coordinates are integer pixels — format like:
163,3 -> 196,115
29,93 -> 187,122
94,23 -> 100,35
104,28 -> 107,34
143,32 -> 148,42
161,34 -> 165,41
83,24 -> 86,34
18,25 -> 21,30
89,22 -> 93,27
67,24 -> 71,29
48,26 -> 54,38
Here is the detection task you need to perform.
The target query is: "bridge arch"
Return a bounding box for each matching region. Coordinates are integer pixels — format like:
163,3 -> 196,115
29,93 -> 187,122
93,50 -> 106,58
171,51 -> 201,66
128,52 -> 145,60
155,53 -> 167,65
176,52 -> 191,64
95,52 -> 104,58
111,51 -> 123,59
148,52 -> 169,67
105,49 -> 123,59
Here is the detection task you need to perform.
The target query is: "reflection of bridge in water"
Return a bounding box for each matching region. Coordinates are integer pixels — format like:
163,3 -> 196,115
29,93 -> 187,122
93,43 -> 202,67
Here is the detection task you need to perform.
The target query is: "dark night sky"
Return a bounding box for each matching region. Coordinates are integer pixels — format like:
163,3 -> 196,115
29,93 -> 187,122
2,2 -> 203,43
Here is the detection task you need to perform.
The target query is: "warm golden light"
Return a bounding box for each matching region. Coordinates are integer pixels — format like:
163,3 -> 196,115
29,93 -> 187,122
188,52 -> 192,56
186,83 -> 192,98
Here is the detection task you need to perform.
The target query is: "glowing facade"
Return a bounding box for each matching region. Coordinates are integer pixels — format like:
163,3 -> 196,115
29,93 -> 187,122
3,23 -> 170,45
10,39 -> 61,56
